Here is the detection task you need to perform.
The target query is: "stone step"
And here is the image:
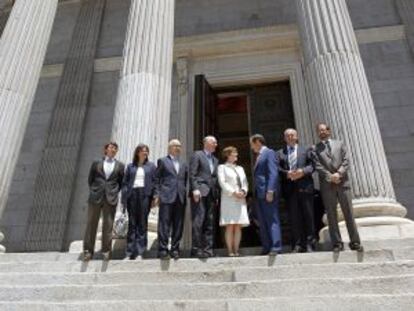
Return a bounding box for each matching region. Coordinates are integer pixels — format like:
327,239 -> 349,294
0,249 -> 396,273
0,261 -> 413,285
1,295 -> 413,311
0,275 -> 413,302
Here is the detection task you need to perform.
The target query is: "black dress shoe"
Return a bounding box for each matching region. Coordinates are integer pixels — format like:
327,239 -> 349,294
349,243 -> 364,252
260,249 -> 269,256
82,251 -> 93,262
158,252 -> 170,260
170,251 -> 180,260
198,251 -> 209,259
268,250 -> 279,256
333,244 -> 344,253
291,245 -> 305,253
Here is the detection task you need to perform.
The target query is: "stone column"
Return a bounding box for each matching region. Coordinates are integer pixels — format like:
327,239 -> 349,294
295,0 -> 414,243
111,0 -> 175,237
0,0 -> 58,253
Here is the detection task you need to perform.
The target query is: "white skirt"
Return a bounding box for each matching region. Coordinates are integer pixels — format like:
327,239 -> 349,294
219,195 -> 250,227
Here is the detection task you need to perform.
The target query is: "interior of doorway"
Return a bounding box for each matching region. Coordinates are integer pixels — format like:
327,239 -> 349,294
194,75 -> 297,249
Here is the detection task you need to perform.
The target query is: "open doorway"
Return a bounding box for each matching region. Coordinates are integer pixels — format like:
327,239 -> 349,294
194,75 -> 296,249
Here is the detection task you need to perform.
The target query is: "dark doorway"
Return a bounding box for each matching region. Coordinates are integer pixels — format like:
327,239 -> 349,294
194,75 -> 296,249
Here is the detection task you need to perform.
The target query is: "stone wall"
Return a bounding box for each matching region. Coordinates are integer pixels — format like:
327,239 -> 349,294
1,0 -> 414,251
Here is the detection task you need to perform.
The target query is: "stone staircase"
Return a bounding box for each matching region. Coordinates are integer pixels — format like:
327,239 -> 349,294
0,247 -> 414,310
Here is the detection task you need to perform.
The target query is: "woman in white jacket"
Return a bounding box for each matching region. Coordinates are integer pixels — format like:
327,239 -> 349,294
218,146 -> 249,256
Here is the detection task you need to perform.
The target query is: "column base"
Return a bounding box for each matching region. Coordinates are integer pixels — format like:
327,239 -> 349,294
322,200 -> 407,224
0,231 -> 5,253
319,216 -> 414,249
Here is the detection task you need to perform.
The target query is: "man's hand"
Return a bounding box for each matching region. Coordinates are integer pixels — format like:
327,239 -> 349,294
193,192 -> 201,203
330,172 -> 341,184
151,197 -> 159,208
289,169 -> 305,181
266,191 -> 274,203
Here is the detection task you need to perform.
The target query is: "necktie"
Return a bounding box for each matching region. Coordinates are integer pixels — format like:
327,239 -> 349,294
288,146 -> 297,170
325,141 -> 332,156
207,153 -> 214,173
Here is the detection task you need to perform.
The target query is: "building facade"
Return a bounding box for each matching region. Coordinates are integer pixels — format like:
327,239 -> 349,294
0,0 -> 414,252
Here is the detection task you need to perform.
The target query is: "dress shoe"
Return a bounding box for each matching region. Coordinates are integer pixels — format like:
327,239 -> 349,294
102,252 -> 111,261
268,250 -> 279,257
306,244 -> 315,253
158,252 -> 170,260
291,245 -> 305,253
349,243 -> 364,252
82,251 -> 92,262
170,251 -> 180,260
197,251 -> 209,259
332,244 -> 344,253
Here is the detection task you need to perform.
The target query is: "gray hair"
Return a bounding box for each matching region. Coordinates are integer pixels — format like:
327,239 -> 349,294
203,136 -> 217,144
284,128 -> 297,136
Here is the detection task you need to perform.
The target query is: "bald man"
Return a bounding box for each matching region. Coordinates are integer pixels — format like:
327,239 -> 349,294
154,139 -> 188,259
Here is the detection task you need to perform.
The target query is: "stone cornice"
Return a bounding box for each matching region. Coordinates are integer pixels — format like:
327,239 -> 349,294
40,24 -> 406,78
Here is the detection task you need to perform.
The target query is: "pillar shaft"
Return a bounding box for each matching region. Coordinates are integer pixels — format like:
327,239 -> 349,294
295,0 -> 405,218
111,0 -> 175,164
0,0 -> 58,252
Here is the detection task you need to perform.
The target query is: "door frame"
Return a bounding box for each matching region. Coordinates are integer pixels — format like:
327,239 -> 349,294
188,62 -> 314,154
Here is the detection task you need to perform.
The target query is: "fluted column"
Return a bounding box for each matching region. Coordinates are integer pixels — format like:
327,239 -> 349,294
111,0 -> 175,234
295,0 -> 412,241
112,0 -> 175,163
0,0 -> 58,253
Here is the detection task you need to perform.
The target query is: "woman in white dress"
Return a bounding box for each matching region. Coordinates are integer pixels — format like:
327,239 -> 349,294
218,146 -> 250,256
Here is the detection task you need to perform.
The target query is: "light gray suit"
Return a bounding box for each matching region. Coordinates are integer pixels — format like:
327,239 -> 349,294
313,139 -> 360,247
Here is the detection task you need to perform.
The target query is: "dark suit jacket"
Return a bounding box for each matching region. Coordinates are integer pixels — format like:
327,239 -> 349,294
189,150 -> 219,199
254,147 -> 279,200
88,158 -> 125,206
154,156 -> 188,204
121,161 -> 157,205
313,139 -> 350,188
277,145 -> 314,198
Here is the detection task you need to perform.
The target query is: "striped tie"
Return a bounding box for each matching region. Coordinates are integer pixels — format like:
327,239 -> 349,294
288,146 -> 297,170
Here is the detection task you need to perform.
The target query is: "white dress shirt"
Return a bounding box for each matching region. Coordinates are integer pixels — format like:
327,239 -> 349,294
103,156 -> 115,179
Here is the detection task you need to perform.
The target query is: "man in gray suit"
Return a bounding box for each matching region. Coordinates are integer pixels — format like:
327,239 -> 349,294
190,136 -> 220,258
83,141 -> 125,261
313,123 -> 363,253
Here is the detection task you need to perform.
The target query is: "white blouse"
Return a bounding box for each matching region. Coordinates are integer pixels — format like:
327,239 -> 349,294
133,167 -> 145,188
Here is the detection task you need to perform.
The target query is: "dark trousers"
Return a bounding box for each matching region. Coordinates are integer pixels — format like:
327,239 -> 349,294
257,198 -> 282,252
158,196 -> 186,254
287,189 -> 316,248
126,188 -> 150,256
83,198 -> 116,254
320,183 -> 361,247
191,193 -> 216,255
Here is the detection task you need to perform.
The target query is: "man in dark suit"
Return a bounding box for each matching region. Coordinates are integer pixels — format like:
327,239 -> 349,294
154,139 -> 188,260
313,123 -> 363,253
250,134 -> 282,256
277,128 -> 316,253
189,136 -> 219,258
83,141 -> 125,261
